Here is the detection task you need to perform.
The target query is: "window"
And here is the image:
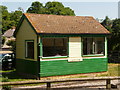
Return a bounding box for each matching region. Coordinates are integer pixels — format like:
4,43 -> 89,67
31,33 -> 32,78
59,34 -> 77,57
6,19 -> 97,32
25,41 -> 34,59
83,37 -> 105,55
42,37 -> 68,57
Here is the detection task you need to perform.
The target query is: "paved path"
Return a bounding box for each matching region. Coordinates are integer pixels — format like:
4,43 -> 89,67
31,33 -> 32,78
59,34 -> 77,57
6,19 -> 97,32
11,79 -> 120,90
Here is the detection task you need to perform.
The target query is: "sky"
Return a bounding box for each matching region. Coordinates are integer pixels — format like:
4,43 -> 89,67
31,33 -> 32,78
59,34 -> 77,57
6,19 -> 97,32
1,0 -> 120,19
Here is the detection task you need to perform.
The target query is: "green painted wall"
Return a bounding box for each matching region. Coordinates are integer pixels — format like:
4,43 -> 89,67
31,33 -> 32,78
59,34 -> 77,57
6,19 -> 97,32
40,58 -> 108,77
16,58 -> 108,77
16,59 -> 38,76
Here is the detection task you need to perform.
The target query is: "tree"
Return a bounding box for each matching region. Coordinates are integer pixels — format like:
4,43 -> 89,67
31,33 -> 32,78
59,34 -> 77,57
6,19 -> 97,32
0,5 -> 11,34
110,19 -> 120,51
101,16 -> 113,32
27,1 -> 44,14
0,5 -> 23,34
101,17 -> 120,63
2,36 -> 5,45
18,7 -> 24,13
101,16 -> 113,52
27,1 -> 75,16
101,17 -> 120,51
10,10 -> 22,26
44,1 -> 64,15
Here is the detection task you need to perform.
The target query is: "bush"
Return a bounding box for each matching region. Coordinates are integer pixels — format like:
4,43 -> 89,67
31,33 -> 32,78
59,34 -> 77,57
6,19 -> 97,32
6,40 -> 16,53
2,37 -> 6,45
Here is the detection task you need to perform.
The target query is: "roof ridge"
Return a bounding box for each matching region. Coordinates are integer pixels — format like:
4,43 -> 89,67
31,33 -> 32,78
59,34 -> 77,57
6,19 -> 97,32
24,13 -> 93,18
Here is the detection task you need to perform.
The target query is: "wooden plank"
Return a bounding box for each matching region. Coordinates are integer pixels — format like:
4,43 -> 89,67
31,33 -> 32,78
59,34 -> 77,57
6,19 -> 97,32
69,37 -> 82,59
1,77 -> 120,86
0,51 -> 12,54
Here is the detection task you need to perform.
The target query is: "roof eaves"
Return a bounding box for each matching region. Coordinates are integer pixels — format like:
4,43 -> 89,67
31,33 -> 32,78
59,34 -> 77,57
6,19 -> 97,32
24,13 -> 38,34
38,33 -> 111,37
14,14 -> 25,37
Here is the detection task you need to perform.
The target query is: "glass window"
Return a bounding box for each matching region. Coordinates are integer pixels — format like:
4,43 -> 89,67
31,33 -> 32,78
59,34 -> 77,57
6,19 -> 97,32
25,41 -> 34,59
83,37 -> 105,55
42,37 -> 68,57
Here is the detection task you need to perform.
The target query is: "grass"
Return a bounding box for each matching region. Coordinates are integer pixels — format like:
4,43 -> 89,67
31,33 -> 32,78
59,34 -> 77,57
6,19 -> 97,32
108,63 -> 120,76
0,69 -> 15,73
95,63 -> 120,77
1,70 -> 34,82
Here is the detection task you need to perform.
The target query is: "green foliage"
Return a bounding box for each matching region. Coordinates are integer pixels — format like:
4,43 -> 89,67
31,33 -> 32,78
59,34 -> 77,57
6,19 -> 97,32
0,5 -> 11,34
2,37 -> 5,45
1,1 -> 74,34
101,16 -> 113,32
0,5 -> 23,34
27,1 -> 75,16
110,19 -> 120,51
112,19 -> 120,35
27,1 -> 44,14
2,36 -> 5,45
2,77 -> 9,82
10,10 -> 23,26
101,17 -> 120,52
1,6 -> 9,20
6,40 -> 16,53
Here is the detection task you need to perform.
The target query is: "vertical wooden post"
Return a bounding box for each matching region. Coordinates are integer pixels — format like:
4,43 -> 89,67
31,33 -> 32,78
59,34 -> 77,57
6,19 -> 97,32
47,82 -> 51,89
37,36 -> 40,80
106,79 -> 111,89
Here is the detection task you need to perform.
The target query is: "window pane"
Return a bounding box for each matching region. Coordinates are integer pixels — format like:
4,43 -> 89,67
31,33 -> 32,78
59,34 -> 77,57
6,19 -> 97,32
94,38 -> 105,54
26,41 -> 34,59
83,38 -> 93,55
83,37 -> 104,55
42,38 -> 68,57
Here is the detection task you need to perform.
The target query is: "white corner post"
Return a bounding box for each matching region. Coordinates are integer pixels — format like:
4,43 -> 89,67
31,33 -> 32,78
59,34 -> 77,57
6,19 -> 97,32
105,37 -> 108,58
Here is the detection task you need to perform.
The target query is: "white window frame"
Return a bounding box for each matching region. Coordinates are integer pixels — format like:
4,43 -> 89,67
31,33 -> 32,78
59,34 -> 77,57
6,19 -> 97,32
82,37 -> 105,56
42,37 -> 68,58
25,40 -> 34,59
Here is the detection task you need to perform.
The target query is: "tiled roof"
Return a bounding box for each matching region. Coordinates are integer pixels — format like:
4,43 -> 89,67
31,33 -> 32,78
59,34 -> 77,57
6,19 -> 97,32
24,13 -> 110,34
3,29 -> 15,37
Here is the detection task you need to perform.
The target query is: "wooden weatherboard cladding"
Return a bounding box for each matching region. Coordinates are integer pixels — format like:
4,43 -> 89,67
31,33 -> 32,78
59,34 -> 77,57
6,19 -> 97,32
40,58 -> 108,77
15,13 -> 110,78
16,59 -> 39,77
68,37 -> 82,62
16,58 -> 107,77
16,18 -> 37,60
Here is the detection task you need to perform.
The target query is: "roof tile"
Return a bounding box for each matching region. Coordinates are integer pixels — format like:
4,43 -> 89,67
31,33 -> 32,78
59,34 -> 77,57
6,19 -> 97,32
24,13 -> 110,34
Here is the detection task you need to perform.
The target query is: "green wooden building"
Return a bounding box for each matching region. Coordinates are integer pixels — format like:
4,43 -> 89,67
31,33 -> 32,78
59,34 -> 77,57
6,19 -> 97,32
14,13 -> 110,78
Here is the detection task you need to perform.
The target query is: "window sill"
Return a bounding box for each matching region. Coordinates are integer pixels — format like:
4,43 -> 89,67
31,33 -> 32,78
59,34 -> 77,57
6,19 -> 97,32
82,54 -> 104,57
68,57 -> 83,62
42,56 -> 68,59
